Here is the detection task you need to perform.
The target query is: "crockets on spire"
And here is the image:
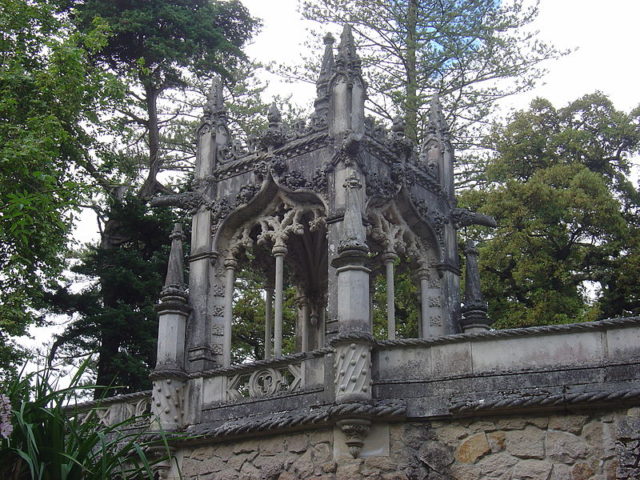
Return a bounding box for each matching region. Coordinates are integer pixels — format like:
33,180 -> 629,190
314,32 -> 335,120
427,92 -> 447,135
335,24 -> 361,76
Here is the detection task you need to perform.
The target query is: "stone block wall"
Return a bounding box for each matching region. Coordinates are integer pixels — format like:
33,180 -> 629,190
176,407 -> 640,480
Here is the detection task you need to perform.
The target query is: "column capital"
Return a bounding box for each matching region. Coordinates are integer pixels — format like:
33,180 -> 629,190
224,257 -> 238,270
381,251 -> 398,263
272,244 -> 288,256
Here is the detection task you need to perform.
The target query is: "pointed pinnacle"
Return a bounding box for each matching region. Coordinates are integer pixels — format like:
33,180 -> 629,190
428,92 -> 447,133
336,24 -> 361,72
317,32 -> 335,87
206,77 -> 224,115
267,102 -> 282,128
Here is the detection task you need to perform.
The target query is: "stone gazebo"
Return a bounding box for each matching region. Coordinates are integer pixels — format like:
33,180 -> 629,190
96,26 -> 640,480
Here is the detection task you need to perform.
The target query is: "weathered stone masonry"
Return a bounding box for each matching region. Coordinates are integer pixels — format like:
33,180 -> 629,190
81,24 -> 640,480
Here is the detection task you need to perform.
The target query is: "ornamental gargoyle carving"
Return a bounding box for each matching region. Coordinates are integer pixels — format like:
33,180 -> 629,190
451,208 -> 497,229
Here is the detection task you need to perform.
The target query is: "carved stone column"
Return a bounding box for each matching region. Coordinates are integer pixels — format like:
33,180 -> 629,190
152,224 -> 190,432
264,283 -> 274,359
461,241 -> 492,333
296,293 -> 310,353
273,244 -> 288,357
331,171 -> 374,458
223,257 -> 237,367
418,267 -> 429,338
382,251 -> 398,340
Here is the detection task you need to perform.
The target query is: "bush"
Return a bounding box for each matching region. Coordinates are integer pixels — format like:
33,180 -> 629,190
0,362 -> 169,479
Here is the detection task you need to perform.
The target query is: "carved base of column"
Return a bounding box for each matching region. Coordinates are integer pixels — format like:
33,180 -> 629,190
337,418 -> 372,458
150,373 -> 187,431
461,306 -> 492,333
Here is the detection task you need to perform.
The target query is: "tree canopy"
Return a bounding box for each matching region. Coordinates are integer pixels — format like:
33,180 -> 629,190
461,93 -> 640,328
0,0 -> 115,374
3,0 -> 260,387
297,0 -> 560,143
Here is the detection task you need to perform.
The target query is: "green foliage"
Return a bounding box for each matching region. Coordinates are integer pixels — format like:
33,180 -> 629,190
72,0 -> 258,88
460,93 -> 640,328
0,0 -> 116,374
372,261 -> 419,339
0,362 -> 167,479
232,262 -> 298,362
43,0 -> 259,389
47,198 -> 182,394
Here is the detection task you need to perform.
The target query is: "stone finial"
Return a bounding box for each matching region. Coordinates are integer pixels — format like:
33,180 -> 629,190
428,92 -> 447,134
317,33 -> 336,88
161,223 -> 187,299
336,24 -> 361,74
461,240 -> 492,332
260,103 -> 286,150
206,77 -> 224,116
267,102 -> 282,128
391,116 -> 406,137
199,77 -> 227,136
314,32 -> 336,123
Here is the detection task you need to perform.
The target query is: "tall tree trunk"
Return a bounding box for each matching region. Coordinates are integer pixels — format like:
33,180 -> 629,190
405,0 -> 419,142
140,82 -> 163,201
93,81 -> 164,395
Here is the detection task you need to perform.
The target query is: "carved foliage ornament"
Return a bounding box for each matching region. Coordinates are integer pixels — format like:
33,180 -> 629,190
210,198 -> 235,235
226,363 -> 302,401
368,204 -> 425,258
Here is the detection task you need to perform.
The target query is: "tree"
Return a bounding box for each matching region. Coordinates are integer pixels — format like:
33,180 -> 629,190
460,94 -> 640,328
45,0 -> 259,390
0,0 -> 114,376
71,0 -> 259,200
47,199 -> 180,394
296,0 -> 560,143
0,361 -> 168,479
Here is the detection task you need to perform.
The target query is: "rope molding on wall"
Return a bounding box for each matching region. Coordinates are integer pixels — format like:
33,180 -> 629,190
375,316 -> 640,349
450,388 -> 640,414
180,400 -> 406,444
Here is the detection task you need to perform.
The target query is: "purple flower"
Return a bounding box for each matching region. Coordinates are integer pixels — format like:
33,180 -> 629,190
0,394 -> 13,439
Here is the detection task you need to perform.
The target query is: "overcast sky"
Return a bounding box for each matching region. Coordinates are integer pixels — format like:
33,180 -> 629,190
242,0 -> 640,113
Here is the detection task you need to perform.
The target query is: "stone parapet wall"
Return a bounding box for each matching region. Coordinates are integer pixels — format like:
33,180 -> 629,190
173,407 -> 640,480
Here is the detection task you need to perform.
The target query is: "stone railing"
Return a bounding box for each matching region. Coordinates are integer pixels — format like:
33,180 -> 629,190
226,362 -> 302,401
69,391 -> 152,427
199,349 -> 329,407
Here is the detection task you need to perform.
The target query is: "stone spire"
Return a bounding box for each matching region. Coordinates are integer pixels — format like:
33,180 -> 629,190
267,102 -> 282,128
461,241 -> 492,333
200,77 -> 227,131
335,24 -> 361,76
313,32 -> 335,123
160,223 -> 187,300
428,92 -> 446,134
207,77 -> 224,115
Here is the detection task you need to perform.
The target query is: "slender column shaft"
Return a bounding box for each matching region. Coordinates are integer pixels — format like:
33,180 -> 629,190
223,258 -> 237,367
382,252 -> 398,340
264,286 -> 274,359
300,297 -> 309,352
419,271 -> 429,339
273,245 -> 287,357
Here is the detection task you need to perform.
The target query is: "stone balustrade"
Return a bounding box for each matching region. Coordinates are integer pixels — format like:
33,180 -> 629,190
71,391 -> 151,427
